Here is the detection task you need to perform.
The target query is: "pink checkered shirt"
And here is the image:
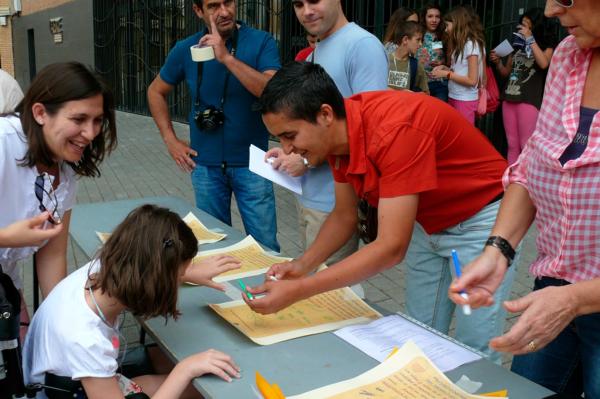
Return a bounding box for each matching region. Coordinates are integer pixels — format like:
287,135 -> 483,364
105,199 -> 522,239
504,36 -> 600,283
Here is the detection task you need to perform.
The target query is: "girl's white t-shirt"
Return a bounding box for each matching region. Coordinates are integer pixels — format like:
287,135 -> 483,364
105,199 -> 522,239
23,260 -> 119,398
449,40 -> 482,101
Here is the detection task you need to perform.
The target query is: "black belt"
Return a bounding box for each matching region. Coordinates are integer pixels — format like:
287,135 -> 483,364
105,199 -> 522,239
487,191 -> 504,206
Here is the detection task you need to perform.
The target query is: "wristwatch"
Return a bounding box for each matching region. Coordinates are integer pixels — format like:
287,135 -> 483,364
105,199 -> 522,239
485,236 -> 515,266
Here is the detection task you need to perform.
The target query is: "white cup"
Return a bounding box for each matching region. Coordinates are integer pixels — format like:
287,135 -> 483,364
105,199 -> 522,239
190,45 -> 215,62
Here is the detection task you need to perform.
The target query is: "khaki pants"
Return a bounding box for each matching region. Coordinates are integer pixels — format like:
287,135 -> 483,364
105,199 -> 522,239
296,202 -> 359,265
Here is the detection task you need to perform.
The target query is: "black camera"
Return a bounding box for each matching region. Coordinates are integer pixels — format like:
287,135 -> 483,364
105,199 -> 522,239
195,105 -> 224,131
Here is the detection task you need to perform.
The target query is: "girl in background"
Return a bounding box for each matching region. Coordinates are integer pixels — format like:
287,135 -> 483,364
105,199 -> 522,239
24,205 -> 241,399
432,6 -> 486,124
383,7 -> 419,54
491,7 -> 557,164
416,3 -> 448,101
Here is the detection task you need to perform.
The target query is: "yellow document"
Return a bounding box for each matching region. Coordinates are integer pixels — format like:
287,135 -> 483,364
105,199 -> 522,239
95,231 -> 111,243
210,287 -> 381,345
194,235 -> 290,282
288,341 -> 508,399
183,212 -> 227,244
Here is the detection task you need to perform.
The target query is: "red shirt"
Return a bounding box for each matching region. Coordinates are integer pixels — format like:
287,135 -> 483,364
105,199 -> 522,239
295,46 -> 314,61
329,91 -> 506,234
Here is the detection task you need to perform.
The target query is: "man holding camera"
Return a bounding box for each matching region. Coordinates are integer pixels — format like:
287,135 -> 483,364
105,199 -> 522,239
148,0 -> 280,251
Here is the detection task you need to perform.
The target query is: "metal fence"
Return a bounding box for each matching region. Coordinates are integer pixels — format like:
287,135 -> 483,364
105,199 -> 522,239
93,0 -> 558,153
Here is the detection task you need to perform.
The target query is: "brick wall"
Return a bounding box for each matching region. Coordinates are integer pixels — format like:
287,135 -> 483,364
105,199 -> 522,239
21,0 -> 74,16
0,0 -> 75,76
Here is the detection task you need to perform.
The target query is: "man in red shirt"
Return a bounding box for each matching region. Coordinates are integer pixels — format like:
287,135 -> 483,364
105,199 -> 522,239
246,62 -> 517,362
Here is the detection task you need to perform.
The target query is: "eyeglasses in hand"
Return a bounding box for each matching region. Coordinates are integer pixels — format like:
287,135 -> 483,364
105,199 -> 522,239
34,173 -> 62,225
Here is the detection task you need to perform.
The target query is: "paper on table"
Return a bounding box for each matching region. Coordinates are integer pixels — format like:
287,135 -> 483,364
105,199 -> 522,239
193,235 -> 290,282
209,287 -> 381,345
96,231 -> 111,243
288,341 -> 505,399
334,315 -> 481,372
248,144 -> 303,195
182,212 -> 227,244
493,39 -> 514,57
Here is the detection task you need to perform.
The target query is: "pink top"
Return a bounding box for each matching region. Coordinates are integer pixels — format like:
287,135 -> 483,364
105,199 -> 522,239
505,36 -> 600,283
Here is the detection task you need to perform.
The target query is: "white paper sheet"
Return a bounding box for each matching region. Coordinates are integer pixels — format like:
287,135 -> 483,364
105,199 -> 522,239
334,314 -> 481,372
248,144 -> 302,195
493,39 -> 514,57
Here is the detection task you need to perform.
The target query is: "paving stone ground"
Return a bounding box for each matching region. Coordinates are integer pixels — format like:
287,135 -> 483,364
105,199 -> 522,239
21,111 -> 538,368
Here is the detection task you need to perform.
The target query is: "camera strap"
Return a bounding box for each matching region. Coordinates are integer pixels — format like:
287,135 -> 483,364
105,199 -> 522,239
194,26 -> 239,113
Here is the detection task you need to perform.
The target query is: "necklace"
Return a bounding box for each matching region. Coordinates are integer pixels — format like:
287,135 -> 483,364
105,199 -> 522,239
87,284 -> 127,364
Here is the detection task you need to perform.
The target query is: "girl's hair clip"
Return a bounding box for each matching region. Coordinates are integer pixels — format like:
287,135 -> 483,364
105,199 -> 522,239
163,238 -> 174,248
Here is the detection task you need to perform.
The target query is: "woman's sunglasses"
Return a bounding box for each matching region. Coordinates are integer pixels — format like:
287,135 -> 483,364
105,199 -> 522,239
554,0 -> 574,8
35,173 -> 62,225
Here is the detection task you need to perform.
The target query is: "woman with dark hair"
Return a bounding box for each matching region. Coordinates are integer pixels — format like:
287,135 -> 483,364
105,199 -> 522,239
0,62 -> 117,319
491,7 -> 558,164
416,3 -> 448,100
383,7 -> 419,54
451,1 -> 600,396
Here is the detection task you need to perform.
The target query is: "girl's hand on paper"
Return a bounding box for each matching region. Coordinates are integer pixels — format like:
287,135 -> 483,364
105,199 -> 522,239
448,246 -> 509,309
182,255 -> 241,290
489,285 -> 576,354
243,278 -> 304,314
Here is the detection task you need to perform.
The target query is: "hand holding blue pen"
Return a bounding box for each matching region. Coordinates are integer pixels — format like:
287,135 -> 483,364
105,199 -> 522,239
451,250 -> 472,316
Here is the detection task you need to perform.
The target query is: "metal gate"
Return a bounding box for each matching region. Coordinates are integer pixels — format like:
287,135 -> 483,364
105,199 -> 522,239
93,0 -> 556,144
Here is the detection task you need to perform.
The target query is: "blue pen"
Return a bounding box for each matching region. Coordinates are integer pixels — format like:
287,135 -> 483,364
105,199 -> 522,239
238,279 -> 254,301
451,249 -> 472,316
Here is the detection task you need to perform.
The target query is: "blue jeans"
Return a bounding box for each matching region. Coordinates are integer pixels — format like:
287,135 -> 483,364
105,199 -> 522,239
191,165 -> 280,252
404,200 -> 517,363
511,277 -> 600,398
428,80 -> 449,102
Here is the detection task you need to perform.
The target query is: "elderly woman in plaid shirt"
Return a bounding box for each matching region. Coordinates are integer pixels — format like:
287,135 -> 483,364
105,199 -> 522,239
450,0 -> 600,396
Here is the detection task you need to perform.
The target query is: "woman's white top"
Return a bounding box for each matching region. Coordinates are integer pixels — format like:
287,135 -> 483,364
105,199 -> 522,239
0,115 -> 78,289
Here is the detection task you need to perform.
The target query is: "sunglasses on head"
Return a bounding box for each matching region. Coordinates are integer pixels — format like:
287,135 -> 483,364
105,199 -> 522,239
554,0 -> 574,7
35,173 -> 62,225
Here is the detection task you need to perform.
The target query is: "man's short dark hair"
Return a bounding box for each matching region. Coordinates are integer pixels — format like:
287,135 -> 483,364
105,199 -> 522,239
257,62 -> 346,123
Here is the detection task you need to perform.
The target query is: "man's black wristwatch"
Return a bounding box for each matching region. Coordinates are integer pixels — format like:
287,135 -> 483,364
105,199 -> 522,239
485,236 -> 515,266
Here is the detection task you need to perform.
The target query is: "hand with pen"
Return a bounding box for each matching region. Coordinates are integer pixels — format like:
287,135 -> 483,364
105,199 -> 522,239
241,259 -> 312,314
448,245 -> 510,309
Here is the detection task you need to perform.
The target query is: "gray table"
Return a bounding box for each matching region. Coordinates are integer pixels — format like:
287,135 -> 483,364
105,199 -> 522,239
70,196 -> 554,399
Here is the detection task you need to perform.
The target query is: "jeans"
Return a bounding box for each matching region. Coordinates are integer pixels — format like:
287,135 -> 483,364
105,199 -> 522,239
428,80 -> 449,102
404,200 -> 518,363
511,277 -> 600,398
191,165 -> 280,252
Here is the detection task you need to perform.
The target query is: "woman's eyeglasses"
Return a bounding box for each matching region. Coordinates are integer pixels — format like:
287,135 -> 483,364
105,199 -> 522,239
553,0 -> 574,8
35,173 -> 61,225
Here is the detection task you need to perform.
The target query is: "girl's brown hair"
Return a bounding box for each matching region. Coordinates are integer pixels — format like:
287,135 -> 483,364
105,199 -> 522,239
92,204 -> 198,319
444,6 -> 485,64
16,61 -> 117,177
384,7 -> 418,43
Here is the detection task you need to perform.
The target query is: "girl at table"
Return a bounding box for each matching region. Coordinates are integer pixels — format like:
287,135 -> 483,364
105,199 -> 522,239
23,204 -> 241,399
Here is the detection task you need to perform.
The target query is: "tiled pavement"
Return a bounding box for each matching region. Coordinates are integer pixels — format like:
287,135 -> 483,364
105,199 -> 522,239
21,111 -> 538,368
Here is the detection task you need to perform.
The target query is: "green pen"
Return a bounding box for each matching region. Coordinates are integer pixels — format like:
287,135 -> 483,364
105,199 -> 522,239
238,279 -> 254,300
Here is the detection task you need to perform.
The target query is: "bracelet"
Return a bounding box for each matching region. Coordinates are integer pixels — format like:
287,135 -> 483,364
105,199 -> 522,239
485,236 -> 515,266
447,71 -> 452,80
